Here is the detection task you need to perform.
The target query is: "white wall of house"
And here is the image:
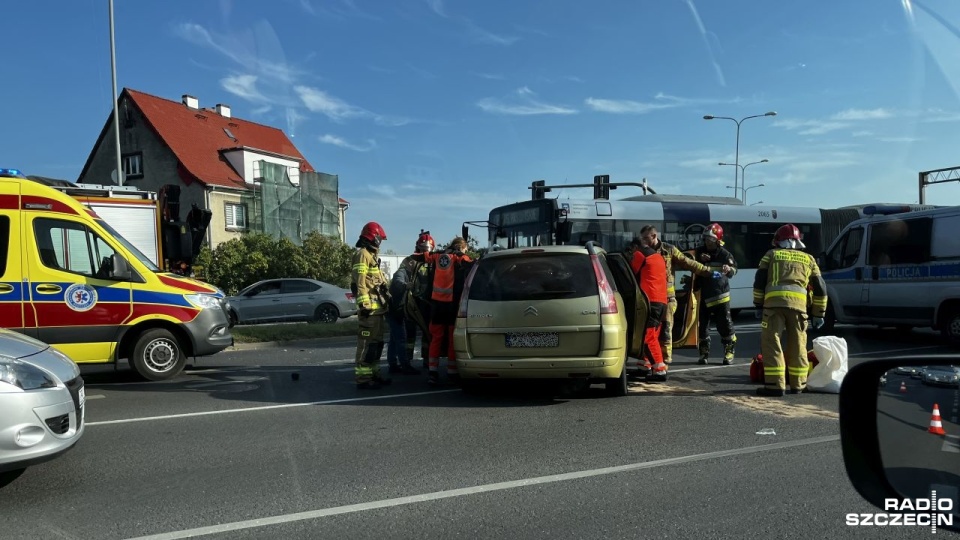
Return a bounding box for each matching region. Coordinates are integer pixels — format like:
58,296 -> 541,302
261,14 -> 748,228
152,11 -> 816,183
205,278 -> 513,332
221,149 -> 301,186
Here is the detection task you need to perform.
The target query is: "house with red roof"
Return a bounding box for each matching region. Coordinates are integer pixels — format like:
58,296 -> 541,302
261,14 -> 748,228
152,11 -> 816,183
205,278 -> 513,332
78,88 -> 348,249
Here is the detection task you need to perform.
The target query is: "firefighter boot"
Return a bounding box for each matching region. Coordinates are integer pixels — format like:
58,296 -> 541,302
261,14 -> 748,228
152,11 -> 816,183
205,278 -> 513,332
723,335 -> 737,366
698,340 -> 710,365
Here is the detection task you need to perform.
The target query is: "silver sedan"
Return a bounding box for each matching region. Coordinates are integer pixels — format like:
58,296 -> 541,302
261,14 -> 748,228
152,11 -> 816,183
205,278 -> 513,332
226,278 -> 357,325
0,329 -> 85,487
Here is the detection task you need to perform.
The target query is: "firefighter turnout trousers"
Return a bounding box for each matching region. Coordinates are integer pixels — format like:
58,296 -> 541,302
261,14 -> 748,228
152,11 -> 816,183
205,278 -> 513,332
697,303 -> 737,362
659,297 -> 678,364
355,311 -> 386,384
760,307 -> 809,392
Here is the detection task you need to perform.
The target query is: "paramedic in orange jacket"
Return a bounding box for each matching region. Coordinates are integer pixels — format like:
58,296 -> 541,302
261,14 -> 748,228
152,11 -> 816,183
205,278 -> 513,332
628,239 -> 669,382
420,237 -> 473,385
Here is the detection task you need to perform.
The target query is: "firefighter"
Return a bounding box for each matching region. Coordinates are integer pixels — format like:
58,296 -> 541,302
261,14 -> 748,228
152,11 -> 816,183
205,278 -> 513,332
639,225 -> 715,364
420,237 -> 473,385
753,224 -> 828,397
352,222 -> 392,390
386,231 -> 433,375
694,223 -> 738,365
405,231 -> 434,368
628,239 -> 669,382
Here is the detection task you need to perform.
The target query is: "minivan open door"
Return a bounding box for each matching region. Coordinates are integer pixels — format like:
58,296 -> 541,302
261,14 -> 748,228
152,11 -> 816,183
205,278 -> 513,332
604,253 -> 650,359
671,252 -> 700,349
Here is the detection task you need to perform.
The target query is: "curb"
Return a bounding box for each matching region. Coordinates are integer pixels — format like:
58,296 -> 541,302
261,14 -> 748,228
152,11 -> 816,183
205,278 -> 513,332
228,335 -> 357,351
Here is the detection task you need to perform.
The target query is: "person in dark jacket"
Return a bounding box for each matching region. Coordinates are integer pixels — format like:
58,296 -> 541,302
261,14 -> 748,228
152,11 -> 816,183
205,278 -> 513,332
385,232 -> 432,375
694,223 -> 738,365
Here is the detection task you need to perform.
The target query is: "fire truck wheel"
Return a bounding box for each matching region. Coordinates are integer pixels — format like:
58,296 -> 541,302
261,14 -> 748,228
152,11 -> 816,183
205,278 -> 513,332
131,328 -> 186,381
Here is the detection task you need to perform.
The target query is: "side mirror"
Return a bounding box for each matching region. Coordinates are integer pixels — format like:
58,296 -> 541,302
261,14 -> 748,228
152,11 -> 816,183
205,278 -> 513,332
109,254 -> 132,281
461,224 -> 469,243
840,357 -> 960,532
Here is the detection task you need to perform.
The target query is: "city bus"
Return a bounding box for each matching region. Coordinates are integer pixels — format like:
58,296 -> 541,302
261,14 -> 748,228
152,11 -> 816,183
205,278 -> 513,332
464,179 -> 937,313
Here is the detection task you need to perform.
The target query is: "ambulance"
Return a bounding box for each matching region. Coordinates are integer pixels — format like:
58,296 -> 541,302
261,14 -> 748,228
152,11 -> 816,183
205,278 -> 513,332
0,168 -> 232,381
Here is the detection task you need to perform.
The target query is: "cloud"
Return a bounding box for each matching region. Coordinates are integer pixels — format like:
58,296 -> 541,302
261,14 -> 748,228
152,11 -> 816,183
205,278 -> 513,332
683,0 -> 726,87
319,134 -> 377,152
585,92 -> 742,114
474,72 -> 505,80
774,118 -> 851,135
220,74 -> 268,102
294,85 -> 411,126
585,97 -> 676,114
878,136 -> 922,143
426,0 -> 518,46
831,108 -> 893,120
176,21 -> 408,134
477,87 -> 577,115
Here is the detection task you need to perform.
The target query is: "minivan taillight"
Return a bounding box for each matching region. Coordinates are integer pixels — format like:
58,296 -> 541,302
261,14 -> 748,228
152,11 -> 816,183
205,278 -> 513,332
590,254 -> 618,314
457,263 -> 480,318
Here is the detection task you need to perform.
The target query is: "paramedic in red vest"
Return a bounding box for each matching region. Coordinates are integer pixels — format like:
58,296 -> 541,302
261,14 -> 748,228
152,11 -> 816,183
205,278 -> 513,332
421,237 -> 473,385
628,239 -> 669,382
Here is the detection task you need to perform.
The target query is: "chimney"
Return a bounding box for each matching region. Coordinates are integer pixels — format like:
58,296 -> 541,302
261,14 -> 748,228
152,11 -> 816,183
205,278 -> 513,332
215,103 -> 231,118
182,94 -> 199,109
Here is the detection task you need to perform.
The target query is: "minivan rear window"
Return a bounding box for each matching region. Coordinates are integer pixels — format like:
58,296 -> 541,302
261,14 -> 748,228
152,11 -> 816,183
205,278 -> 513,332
468,253 -> 598,301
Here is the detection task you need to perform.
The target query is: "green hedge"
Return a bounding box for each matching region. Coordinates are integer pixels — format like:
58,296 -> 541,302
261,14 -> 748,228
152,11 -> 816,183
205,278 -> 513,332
195,232 -> 354,295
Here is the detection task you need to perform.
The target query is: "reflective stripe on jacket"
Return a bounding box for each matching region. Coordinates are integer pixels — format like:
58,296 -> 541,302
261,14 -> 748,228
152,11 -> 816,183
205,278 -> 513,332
753,248 -> 827,316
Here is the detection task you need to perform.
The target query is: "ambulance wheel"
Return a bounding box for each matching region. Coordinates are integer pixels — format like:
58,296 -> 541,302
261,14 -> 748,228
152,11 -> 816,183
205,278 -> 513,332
605,364 -> 628,397
131,329 -> 186,381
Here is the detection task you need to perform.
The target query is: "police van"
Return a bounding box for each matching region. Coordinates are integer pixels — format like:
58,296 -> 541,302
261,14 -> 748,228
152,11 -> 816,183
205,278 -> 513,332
819,204 -> 960,342
0,168 -> 233,380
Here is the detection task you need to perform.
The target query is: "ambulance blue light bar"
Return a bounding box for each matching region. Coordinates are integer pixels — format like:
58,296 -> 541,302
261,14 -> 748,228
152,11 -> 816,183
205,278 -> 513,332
0,168 -> 26,178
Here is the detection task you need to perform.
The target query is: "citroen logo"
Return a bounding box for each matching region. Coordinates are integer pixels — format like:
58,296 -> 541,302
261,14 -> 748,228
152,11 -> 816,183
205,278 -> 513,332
524,306 -> 539,316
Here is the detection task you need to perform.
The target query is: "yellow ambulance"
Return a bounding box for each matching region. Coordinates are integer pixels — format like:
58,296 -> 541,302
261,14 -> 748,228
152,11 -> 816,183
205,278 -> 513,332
0,168 -> 232,380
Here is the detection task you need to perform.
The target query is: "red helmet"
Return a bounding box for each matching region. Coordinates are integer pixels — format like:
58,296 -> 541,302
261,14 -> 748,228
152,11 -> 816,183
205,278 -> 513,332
416,230 -> 434,253
360,222 -> 387,247
774,224 -> 802,244
703,223 -> 724,242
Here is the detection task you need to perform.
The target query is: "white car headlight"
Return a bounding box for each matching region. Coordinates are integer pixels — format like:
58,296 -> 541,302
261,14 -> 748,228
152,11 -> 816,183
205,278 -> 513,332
0,357 -> 57,390
185,294 -> 222,310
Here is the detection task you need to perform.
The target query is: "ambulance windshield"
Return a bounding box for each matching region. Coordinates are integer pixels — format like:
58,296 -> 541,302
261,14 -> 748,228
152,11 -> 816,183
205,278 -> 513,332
96,219 -> 161,272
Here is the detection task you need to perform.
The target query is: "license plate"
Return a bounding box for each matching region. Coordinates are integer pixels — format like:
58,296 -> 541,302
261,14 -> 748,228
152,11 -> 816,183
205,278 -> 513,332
78,386 -> 85,408
505,332 -> 559,348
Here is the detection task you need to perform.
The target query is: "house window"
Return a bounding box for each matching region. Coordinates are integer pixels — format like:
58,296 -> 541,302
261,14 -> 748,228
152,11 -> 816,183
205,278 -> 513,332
122,152 -> 143,179
225,203 -> 248,230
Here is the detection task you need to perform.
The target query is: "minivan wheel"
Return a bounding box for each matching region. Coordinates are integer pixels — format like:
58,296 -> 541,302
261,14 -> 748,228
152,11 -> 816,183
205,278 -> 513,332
131,328 -> 186,381
605,365 -> 628,397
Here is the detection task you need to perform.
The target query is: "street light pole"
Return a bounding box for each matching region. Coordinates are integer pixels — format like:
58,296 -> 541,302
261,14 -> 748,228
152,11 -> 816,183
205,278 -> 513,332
704,112 -> 777,200
109,0 -> 123,186
719,159 -> 769,202
742,183 -> 765,205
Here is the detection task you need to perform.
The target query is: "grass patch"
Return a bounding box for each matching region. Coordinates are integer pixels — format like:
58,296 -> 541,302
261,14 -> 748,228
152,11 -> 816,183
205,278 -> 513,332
231,321 -> 358,343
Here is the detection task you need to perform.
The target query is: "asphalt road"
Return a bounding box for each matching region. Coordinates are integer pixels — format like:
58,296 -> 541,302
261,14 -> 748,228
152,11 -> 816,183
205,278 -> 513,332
2,317 -> 956,539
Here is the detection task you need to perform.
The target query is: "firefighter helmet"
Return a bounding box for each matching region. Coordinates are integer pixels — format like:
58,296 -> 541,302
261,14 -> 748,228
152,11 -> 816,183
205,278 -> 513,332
360,222 -> 387,247
416,230 -> 435,253
773,224 -> 802,243
703,223 -> 724,242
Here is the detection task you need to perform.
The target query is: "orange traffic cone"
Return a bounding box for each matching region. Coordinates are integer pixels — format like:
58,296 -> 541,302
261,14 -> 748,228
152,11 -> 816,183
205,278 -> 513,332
929,404 -> 947,436
900,382 -> 907,393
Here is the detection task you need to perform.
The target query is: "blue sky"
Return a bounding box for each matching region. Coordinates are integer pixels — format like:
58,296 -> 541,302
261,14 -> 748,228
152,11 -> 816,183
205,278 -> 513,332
4,0 -> 960,254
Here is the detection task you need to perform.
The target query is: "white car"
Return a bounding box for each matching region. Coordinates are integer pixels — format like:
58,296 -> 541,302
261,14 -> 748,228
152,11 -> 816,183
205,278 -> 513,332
0,329 -> 85,486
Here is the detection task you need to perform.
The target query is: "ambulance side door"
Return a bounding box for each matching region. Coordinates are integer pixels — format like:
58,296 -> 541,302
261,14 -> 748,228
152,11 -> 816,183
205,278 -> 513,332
0,183 -> 26,333
24,214 -> 133,363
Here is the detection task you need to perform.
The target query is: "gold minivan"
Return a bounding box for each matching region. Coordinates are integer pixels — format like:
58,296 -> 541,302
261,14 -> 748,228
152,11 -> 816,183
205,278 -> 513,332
453,242 -> 649,396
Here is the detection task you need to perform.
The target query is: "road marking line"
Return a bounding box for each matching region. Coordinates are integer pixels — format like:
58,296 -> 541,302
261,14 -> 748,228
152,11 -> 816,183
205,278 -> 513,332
85,390 -> 460,426
85,394 -> 106,400
942,435 -> 960,454
849,345 -> 940,357
127,435 -> 839,540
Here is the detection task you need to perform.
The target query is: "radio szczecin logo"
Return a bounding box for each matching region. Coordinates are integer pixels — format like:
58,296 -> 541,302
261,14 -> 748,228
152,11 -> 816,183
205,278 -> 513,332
847,492 -> 953,533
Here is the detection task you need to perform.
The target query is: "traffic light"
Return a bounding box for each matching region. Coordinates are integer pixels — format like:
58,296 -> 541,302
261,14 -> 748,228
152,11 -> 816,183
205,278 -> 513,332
531,180 -> 550,200
593,175 -> 610,200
